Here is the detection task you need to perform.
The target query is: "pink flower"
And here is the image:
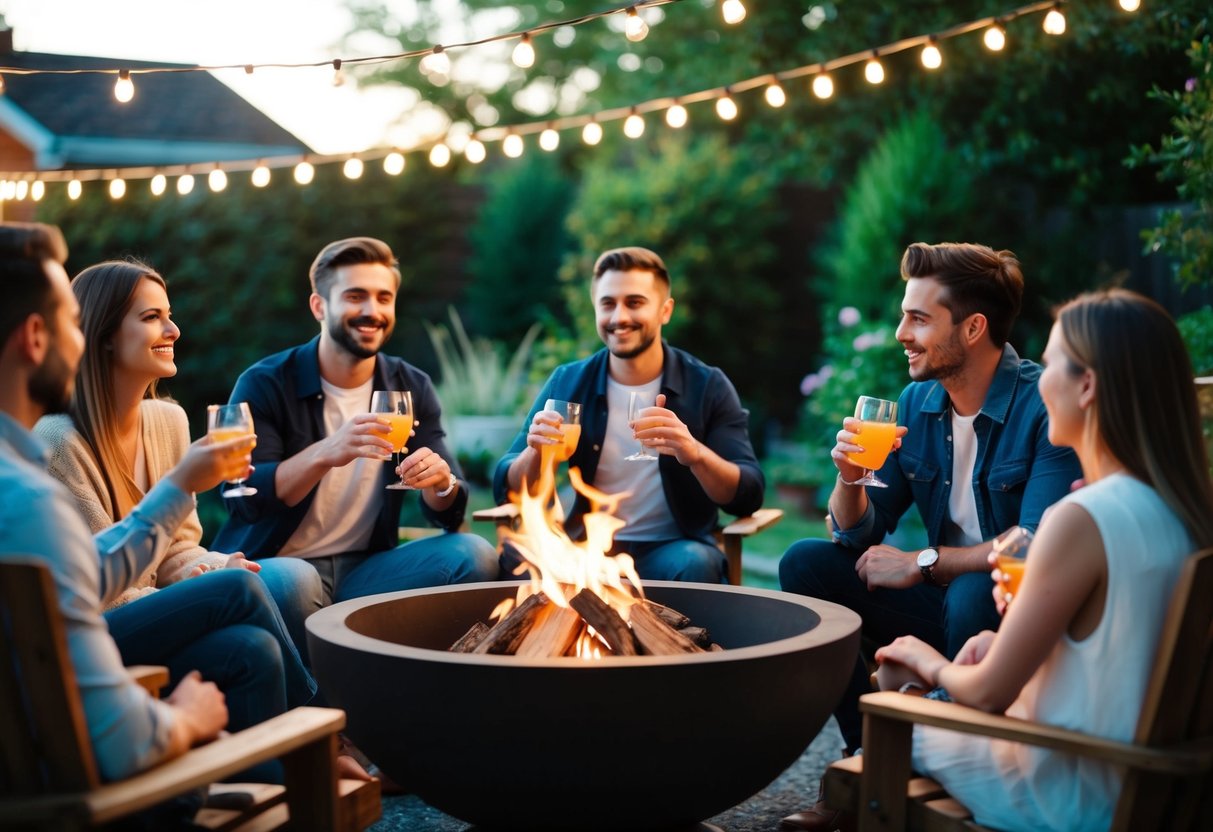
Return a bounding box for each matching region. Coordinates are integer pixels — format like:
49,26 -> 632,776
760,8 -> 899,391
838,307 -> 861,327
800,364 -> 834,396
852,331 -> 883,352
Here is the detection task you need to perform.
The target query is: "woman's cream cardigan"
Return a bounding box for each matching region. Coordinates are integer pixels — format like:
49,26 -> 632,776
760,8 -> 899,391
35,398 -> 227,608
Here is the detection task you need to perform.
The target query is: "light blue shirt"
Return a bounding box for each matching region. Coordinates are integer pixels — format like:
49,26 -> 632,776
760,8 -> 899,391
0,410 -> 194,781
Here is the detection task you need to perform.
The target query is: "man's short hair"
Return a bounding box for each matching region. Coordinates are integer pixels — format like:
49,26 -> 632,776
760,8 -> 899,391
592,246 -> 670,289
900,242 -> 1024,346
0,222 -> 69,343
309,237 -> 401,299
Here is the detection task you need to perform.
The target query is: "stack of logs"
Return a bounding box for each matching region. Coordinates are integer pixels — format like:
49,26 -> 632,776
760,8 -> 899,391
449,588 -> 722,657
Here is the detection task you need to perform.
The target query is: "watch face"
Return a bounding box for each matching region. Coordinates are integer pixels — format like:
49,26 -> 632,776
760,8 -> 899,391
917,548 -> 939,568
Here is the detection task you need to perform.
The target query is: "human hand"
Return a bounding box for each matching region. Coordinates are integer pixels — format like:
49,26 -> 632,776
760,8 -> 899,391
166,670 -> 227,745
630,394 -> 703,466
988,551 -> 1012,615
874,636 -> 948,689
855,544 -> 920,590
831,417 -> 907,483
396,446 -> 454,492
323,414 -> 402,467
168,433 -> 256,495
187,552 -> 260,578
954,630 -> 996,666
525,407 -> 565,453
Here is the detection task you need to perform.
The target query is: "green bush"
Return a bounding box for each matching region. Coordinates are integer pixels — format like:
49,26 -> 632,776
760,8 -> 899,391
1179,306 -> 1213,375
424,307 -> 540,417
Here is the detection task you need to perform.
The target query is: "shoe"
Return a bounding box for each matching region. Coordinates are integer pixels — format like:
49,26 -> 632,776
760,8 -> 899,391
777,774 -> 852,832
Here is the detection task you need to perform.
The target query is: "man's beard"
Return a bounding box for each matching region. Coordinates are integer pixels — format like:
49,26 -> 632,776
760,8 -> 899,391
29,346 -> 74,414
328,315 -> 392,360
908,328 -> 966,383
604,327 -> 656,361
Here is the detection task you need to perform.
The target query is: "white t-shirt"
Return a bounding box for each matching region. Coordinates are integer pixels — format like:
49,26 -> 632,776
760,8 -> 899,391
592,377 -> 680,541
278,376 -> 382,558
945,408 -> 982,548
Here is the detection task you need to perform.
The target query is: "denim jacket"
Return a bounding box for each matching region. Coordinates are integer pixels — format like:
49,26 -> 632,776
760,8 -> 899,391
832,345 -> 1081,551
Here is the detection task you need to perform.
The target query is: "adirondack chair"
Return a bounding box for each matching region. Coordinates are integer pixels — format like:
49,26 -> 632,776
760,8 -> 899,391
0,557 -> 381,831
821,546 -> 1213,831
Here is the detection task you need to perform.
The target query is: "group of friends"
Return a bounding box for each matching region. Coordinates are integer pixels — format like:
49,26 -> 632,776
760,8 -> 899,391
1,220 -> 1209,832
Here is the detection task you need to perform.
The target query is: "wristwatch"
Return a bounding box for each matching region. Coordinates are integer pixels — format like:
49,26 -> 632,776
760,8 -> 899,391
434,472 -> 458,498
917,548 -> 941,586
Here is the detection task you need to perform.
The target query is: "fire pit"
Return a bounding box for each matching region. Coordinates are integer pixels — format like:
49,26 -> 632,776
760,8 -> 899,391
307,580 -> 860,831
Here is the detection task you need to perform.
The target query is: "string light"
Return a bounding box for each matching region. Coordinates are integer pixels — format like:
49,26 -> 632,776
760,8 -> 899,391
582,120 -> 603,145
539,127 -> 561,151
983,23 -> 1007,51
251,164 -> 271,187
1042,6 -> 1066,35
624,7 -> 649,42
429,143 -> 451,167
921,38 -> 943,69
331,59 -> 345,87
665,103 -> 688,128
764,80 -> 787,108
383,152 -> 405,175
177,174 -> 195,195
812,73 -> 834,99
109,178 -> 126,200
721,0 -> 747,25
150,174 -> 167,196
502,133 -> 525,158
865,53 -> 885,84
15,181 -> 28,200
513,34 -> 536,69
208,168 -> 228,192
623,110 -> 646,138
716,90 -> 738,121
68,180 -> 82,200
293,161 -> 315,184
464,138 -> 487,163
113,70 -> 134,103
1118,0 -> 1140,11
31,181 -> 45,201
426,46 -> 451,76
342,157 -> 364,179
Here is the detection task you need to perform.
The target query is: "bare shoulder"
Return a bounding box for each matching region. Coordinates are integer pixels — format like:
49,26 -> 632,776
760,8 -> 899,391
1032,499 -> 1105,575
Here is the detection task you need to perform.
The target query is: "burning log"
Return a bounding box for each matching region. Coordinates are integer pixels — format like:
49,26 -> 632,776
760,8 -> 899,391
569,589 -> 638,656
645,600 -> 690,630
516,603 -> 583,658
472,593 -> 550,655
676,626 -> 712,650
450,621 -> 491,653
628,602 -> 705,655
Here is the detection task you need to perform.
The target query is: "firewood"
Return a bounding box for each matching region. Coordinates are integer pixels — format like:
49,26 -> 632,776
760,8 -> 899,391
516,604 -> 583,658
472,593 -> 549,655
450,621 -> 491,653
569,589 -> 637,656
644,600 -> 691,630
628,601 -> 705,655
677,625 -> 712,649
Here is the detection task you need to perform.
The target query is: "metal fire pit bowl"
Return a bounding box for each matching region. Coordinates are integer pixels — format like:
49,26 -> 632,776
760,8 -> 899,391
307,581 -> 860,832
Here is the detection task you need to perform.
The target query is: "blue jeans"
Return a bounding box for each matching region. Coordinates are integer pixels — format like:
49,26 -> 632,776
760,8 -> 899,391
260,532 -> 499,666
105,568 -> 317,782
778,538 -> 1000,752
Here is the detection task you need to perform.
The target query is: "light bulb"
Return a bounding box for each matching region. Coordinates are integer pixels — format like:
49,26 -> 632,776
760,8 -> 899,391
921,42 -> 942,69
113,71 -> 134,103
984,24 -> 1006,51
429,143 -> 451,167
623,113 -> 645,138
1118,0 -> 1140,11
1,181 -> 12,201
343,158 -> 364,179
865,58 -> 885,84
208,169 -> 228,192
383,152 -> 406,175
721,0 -> 747,25
109,178 -> 126,200
665,104 -> 688,128
624,8 -> 649,42
812,73 -> 834,99
426,47 -> 451,76
539,128 -> 560,151
513,34 -> 535,69
764,82 -> 787,108
31,181 -> 45,201
582,121 -> 603,145
465,139 -> 487,163
251,165 -> 271,187
716,94 -> 738,121
149,174 -> 166,196
503,134 -> 524,158
177,174 -> 195,195
15,180 -> 28,200
68,180 -> 82,200
1043,9 -> 1066,35
293,162 -> 315,185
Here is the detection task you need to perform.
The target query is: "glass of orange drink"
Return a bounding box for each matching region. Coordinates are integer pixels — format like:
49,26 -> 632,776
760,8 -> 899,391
992,525 -> 1034,606
844,395 -> 899,488
207,402 -> 257,498
370,390 -> 415,490
543,399 -> 582,463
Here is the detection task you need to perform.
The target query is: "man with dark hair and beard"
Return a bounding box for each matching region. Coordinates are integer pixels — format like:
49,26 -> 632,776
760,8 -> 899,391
776,242 -> 1082,832
214,237 -> 496,650
494,246 -> 764,583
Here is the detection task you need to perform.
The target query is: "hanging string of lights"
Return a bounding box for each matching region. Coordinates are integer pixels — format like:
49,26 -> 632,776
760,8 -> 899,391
0,0 -> 1144,202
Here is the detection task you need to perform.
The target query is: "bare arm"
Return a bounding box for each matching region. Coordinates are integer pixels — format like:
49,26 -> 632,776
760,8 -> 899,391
634,394 -> 740,504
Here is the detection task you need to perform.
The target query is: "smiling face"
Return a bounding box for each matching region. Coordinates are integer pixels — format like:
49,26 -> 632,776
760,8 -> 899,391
592,268 -> 673,361
1038,322 -> 1091,449
895,277 -> 970,383
315,262 -> 398,360
112,276 -> 180,386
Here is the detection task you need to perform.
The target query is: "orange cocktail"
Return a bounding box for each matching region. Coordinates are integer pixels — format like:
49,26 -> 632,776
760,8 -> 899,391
996,556 -> 1026,598
556,423 -> 582,461
382,414 -> 412,453
845,421 -> 898,471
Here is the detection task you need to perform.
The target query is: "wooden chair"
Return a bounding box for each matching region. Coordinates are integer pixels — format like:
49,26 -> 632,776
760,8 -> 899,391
0,557 -> 381,831
822,546 -> 1213,831
473,502 -> 784,586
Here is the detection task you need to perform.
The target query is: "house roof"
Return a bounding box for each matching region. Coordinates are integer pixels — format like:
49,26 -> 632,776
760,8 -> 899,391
0,50 -> 311,169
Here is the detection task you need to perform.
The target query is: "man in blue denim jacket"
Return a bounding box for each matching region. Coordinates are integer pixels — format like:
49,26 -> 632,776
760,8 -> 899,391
778,242 -> 1080,832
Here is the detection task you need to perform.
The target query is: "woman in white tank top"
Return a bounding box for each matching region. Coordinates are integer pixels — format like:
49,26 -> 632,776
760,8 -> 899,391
871,289 -> 1213,831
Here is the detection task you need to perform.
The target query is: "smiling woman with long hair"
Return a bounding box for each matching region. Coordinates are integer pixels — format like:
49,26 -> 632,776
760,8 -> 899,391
872,288 -> 1213,831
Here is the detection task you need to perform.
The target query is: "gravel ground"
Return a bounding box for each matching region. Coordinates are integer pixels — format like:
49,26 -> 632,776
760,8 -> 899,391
369,719 -> 843,832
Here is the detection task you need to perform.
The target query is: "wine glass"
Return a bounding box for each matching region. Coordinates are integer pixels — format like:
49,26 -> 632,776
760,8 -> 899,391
625,391 -> 658,462
992,526 -> 1034,606
207,402 -> 257,498
843,396 -> 899,488
544,399 -> 582,462
370,390 -> 415,490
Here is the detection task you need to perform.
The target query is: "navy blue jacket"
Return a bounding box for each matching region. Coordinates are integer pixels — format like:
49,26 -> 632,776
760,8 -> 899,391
493,343 -> 764,544
213,336 -> 467,557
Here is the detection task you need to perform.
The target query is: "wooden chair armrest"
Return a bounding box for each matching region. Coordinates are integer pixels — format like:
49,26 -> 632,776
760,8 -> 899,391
860,690 -> 1213,774
127,665 -> 170,698
472,504 -> 520,523
721,508 -> 784,537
